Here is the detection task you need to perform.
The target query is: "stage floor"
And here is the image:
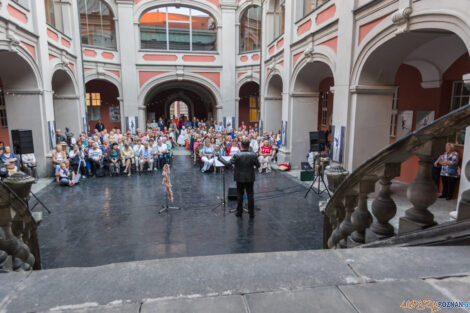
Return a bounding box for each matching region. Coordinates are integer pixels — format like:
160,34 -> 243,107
35,153 -> 323,269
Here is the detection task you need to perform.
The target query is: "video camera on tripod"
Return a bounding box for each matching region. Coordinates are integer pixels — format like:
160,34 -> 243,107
65,127 -> 75,147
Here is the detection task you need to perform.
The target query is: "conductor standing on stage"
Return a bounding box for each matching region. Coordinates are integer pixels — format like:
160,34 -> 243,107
218,139 -> 260,218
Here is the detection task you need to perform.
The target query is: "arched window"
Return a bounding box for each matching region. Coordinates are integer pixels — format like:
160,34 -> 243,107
140,6 -> 217,51
79,0 -> 116,49
240,6 -> 261,53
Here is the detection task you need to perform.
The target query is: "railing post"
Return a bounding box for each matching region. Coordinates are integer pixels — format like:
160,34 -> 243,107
339,195 -> 358,247
350,179 -> 375,244
1,172 -> 39,270
369,163 -> 401,240
399,139 -> 445,234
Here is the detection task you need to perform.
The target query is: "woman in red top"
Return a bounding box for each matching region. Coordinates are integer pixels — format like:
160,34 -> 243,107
239,121 -> 247,130
258,140 -> 273,173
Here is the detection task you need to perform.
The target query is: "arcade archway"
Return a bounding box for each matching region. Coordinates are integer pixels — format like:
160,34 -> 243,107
239,81 -> 260,127
290,60 -> 334,167
351,26 -> 470,172
0,49 -> 49,175
85,79 -> 121,132
144,80 -> 217,121
264,74 -> 283,134
52,69 -> 81,136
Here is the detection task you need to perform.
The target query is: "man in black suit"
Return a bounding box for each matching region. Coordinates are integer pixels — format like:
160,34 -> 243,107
218,139 -> 260,218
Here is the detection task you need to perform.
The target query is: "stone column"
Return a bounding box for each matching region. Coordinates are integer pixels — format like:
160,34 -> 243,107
116,0 -> 140,127
455,75 -> 470,220
220,1 -> 238,122
399,139 -> 445,234
289,93 -> 319,169
4,172 -> 38,270
347,86 -> 395,170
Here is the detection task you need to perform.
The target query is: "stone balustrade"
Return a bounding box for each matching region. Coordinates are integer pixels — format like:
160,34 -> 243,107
0,172 -> 41,272
324,104 -> 470,249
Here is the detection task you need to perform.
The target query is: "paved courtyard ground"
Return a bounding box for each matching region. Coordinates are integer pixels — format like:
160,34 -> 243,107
33,151 -> 323,269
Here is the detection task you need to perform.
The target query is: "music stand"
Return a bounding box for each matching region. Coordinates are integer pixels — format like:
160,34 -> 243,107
159,196 -> 181,214
212,164 -> 227,214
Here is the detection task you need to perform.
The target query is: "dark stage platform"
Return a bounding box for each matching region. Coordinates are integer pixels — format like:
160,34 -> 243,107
34,155 -> 323,269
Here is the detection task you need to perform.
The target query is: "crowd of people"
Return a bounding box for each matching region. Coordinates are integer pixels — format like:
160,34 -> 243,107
43,116 -> 281,186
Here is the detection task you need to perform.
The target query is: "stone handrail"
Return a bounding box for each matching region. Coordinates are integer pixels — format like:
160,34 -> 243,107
325,104 -> 470,249
0,172 -> 41,271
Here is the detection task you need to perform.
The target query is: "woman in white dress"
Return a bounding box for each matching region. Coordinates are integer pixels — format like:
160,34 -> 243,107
177,126 -> 189,146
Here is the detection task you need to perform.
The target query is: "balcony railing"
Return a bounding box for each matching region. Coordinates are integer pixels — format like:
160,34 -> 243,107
324,104 -> 470,249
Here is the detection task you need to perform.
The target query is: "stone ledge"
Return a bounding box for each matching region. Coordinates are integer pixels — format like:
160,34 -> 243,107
0,247 -> 469,312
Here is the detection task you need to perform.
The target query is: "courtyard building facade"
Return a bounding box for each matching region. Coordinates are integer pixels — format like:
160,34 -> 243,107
0,0 -> 469,202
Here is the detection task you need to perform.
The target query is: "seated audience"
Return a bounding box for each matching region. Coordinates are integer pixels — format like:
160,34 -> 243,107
201,140 -> 215,173
87,142 -> 103,176
259,140 -> 273,173
121,142 -> 135,177
107,143 -> 121,176
21,152 -> 38,179
1,146 -> 18,176
140,142 -> 154,172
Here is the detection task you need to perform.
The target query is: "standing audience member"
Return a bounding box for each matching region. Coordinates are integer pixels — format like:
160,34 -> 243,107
436,143 -> 460,200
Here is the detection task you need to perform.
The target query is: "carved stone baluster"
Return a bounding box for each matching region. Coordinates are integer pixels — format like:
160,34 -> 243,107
399,140 -> 444,234
350,180 -> 375,244
327,200 -> 345,249
339,195 -> 358,247
369,163 -> 401,240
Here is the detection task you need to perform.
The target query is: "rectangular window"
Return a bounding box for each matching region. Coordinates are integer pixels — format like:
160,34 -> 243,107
0,88 -> 7,128
449,81 -> 470,145
249,96 -> 260,122
12,0 -> 29,9
303,0 -> 330,17
140,6 -> 216,51
390,87 -> 399,138
321,92 -> 328,127
45,0 -> 65,33
86,93 -> 101,121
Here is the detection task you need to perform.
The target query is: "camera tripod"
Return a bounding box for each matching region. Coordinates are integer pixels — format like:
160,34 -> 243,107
304,158 -> 331,199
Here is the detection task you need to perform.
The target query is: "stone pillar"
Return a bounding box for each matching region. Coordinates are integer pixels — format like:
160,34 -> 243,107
0,173 -> 36,271
455,75 -> 470,221
53,95 -> 82,136
4,172 -> 39,270
220,1 -> 238,121
116,0 -> 140,127
289,93 -> 319,169
369,163 -> 401,240
350,180 -> 375,244
399,139 -> 445,234
331,0 -> 355,169
263,96 -> 282,134
347,86 -> 395,170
